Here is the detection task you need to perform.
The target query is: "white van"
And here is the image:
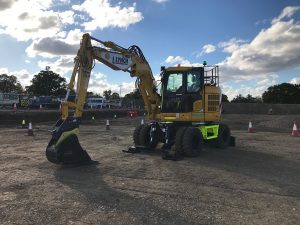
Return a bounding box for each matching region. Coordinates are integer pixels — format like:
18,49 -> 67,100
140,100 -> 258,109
86,97 -> 107,109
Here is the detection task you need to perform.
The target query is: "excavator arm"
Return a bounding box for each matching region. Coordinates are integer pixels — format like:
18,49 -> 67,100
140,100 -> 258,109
46,33 -> 160,165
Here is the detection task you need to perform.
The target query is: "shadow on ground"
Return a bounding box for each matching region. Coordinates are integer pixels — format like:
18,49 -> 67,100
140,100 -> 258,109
54,163 -> 203,225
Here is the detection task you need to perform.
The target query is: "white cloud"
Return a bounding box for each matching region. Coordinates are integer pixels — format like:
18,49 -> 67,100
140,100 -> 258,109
0,67 -> 8,74
26,28 -> 84,58
218,38 -> 247,53
165,56 -> 189,65
290,77 -> 300,84
0,0 -> 15,11
0,66 -> 137,95
72,0 -> 143,30
272,6 -> 300,24
163,6 -> 300,95
219,6 -> 300,81
164,56 -> 202,67
63,29 -> 84,44
88,72 -> 135,96
0,0 -> 70,41
197,44 -> 216,57
26,37 -> 79,58
0,0 -> 144,81
37,58 -> 137,96
152,0 -> 169,3
0,67 -> 35,87
36,59 -> 137,96
57,10 -> 75,25
11,69 -> 34,87
38,56 -> 75,76
221,82 -> 267,100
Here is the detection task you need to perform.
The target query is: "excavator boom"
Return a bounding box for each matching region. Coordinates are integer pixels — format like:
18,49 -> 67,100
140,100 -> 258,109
46,33 -> 160,165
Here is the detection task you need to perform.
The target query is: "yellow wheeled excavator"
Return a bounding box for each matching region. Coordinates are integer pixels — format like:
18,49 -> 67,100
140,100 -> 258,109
46,33 -> 234,165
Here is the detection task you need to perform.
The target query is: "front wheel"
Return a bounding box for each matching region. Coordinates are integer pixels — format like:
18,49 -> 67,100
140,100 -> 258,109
139,124 -> 158,149
182,127 -> 203,157
133,124 -> 144,146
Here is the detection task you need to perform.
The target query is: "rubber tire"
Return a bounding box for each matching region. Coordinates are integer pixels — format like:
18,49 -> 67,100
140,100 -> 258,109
133,124 -> 144,146
213,124 -> 231,149
174,127 -> 187,154
139,124 -> 158,149
182,127 -> 203,157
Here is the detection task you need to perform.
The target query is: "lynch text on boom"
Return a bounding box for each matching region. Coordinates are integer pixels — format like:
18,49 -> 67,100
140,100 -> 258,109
112,56 -> 129,65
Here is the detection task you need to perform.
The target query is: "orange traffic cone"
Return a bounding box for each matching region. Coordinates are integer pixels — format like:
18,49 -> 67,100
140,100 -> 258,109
27,122 -> 34,136
292,122 -> 299,137
106,120 -> 110,130
248,121 -> 253,133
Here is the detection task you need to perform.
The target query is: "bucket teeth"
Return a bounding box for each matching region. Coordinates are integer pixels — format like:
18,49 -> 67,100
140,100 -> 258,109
46,134 -> 91,165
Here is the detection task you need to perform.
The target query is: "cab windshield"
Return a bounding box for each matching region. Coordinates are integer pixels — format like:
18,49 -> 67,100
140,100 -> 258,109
166,72 -> 183,93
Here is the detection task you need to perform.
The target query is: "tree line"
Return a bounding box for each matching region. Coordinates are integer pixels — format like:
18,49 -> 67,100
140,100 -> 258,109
221,82 -> 300,104
1,70 -> 300,104
0,70 -> 132,101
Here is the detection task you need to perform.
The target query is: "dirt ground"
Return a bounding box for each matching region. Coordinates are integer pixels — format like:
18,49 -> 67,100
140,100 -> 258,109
0,115 -> 300,225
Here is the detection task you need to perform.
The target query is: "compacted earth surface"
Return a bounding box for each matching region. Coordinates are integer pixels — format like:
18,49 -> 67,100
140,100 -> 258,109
0,114 -> 299,225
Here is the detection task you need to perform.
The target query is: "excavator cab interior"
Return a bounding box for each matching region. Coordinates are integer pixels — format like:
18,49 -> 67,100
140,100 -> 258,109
161,67 -> 204,113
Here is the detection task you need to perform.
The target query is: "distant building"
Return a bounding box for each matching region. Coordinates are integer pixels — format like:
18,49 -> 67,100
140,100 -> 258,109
0,93 -> 19,108
86,97 -> 107,109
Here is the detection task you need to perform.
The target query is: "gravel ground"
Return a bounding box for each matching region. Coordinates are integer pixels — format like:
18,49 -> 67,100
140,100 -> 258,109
0,115 -> 299,225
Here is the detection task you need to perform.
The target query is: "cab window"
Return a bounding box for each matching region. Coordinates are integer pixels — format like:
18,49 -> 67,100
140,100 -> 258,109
187,72 -> 201,93
166,73 -> 183,93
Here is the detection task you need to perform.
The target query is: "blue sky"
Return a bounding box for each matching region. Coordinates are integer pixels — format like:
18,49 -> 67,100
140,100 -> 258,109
0,0 -> 300,99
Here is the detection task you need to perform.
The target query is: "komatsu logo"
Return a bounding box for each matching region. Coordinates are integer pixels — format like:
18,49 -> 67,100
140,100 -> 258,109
112,56 -> 129,65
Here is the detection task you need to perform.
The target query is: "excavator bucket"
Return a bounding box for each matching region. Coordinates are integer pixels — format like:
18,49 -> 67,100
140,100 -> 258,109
45,118 -> 92,165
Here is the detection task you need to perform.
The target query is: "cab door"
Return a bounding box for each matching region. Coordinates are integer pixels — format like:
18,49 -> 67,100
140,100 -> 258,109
161,72 -> 185,113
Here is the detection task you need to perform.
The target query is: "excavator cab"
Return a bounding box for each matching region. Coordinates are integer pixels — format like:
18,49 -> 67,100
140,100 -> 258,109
161,67 -> 204,113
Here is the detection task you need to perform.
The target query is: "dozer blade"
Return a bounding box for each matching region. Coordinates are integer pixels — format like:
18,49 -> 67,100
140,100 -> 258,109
46,133 -> 91,165
46,117 -> 92,165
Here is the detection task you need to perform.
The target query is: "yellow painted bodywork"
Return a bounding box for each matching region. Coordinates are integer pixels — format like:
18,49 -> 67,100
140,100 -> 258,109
59,33 -> 221,125
159,84 -> 221,123
61,33 -> 160,121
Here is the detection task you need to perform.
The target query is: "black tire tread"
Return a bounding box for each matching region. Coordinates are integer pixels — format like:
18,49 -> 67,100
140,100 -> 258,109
182,127 -> 203,157
139,124 -> 158,149
174,127 -> 187,154
214,123 -> 231,149
133,124 -> 144,146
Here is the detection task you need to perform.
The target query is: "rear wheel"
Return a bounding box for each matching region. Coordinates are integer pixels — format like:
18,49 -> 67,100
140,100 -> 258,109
213,124 -> 231,148
139,124 -> 158,149
182,127 -> 203,157
133,124 -> 144,146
